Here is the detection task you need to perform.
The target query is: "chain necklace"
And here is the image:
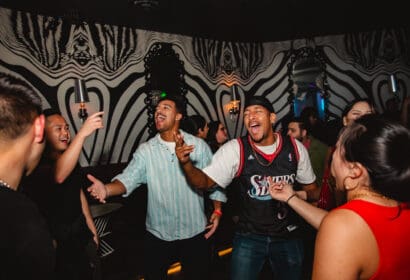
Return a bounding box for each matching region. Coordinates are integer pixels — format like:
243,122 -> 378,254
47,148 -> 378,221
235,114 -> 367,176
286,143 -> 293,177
251,148 -> 274,167
249,134 -> 278,167
0,179 -> 12,189
350,191 -> 392,202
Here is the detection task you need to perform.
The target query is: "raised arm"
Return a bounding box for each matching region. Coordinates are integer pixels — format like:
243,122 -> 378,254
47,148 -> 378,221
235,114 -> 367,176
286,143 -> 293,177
54,112 -> 104,183
174,132 -> 216,189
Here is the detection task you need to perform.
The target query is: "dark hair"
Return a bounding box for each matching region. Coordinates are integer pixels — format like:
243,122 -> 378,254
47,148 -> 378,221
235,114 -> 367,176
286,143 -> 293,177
43,108 -> 61,117
0,73 -> 42,140
342,98 -> 375,118
289,117 -> 307,132
207,120 -> 222,153
300,106 -> 317,121
190,115 -> 206,131
338,114 -> 410,201
181,114 -> 207,136
158,93 -> 187,118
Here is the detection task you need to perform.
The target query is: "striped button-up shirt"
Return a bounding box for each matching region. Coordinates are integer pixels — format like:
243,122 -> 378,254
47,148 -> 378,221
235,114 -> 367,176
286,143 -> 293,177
114,131 -> 225,241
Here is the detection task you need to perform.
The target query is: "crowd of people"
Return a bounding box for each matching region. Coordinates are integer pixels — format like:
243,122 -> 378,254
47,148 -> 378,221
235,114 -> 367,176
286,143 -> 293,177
1,70 -> 410,280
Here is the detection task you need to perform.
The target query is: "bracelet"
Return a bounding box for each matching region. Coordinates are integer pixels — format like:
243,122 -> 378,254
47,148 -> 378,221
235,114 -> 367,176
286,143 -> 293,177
213,209 -> 222,217
286,193 -> 297,204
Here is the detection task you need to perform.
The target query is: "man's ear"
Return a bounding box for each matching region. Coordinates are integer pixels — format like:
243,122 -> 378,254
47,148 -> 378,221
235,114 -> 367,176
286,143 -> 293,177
270,112 -> 277,124
33,114 -> 45,143
301,129 -> 307,139
175,113 -> 183,121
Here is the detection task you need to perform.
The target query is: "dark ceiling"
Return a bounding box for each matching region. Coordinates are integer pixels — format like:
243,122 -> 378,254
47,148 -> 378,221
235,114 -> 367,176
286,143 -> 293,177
0,0 -> 408,42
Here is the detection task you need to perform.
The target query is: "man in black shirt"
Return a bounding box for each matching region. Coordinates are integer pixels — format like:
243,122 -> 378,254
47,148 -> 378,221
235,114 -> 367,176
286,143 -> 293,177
0,73 -> 55,280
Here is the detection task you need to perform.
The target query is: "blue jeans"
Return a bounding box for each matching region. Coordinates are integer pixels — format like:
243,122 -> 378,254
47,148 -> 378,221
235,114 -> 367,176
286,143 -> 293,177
231,232 -> 304,280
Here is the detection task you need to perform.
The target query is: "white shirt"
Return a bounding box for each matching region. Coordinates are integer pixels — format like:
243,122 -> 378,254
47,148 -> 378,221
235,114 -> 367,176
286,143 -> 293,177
203,136 -> 316,188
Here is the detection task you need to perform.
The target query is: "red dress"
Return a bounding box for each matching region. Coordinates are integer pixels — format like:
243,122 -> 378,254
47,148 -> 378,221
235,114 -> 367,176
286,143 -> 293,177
338,200 -> 410,279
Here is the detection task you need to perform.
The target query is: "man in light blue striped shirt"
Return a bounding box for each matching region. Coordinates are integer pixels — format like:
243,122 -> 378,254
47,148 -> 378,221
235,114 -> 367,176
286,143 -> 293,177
87,93 -> 226,280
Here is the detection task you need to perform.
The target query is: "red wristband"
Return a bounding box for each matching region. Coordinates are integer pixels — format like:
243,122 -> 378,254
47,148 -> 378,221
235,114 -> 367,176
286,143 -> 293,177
213,209 -> 222,217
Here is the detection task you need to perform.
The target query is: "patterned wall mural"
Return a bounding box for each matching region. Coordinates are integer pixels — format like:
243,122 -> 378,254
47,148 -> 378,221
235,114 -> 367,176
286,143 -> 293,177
0,7 -> 409,167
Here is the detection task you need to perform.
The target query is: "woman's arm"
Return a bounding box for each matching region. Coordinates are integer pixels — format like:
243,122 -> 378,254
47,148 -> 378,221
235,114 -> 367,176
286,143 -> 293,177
268,180 -> 328,229
80,189 -> 99,247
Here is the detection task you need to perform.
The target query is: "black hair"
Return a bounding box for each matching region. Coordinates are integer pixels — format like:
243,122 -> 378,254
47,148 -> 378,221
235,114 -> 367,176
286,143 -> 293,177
0,73 -> 42,140
338,114 -> 410,201
206,120 -> 222,153
158,93 -> 187,119
190,115 -> 207,131
43,108 -> 61,117
289,117 -> 307,132
181,114 -> 207,136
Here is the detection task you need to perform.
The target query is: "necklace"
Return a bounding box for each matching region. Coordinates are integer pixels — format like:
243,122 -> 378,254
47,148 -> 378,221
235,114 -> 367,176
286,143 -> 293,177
249,134 -> 278,167
0,179 -> 12,189
251,148 -> 274,167
350,191 -> 391,202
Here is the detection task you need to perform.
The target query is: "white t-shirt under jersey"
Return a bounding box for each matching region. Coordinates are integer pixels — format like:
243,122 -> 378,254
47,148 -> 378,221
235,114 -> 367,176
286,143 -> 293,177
203,135 -> 316,188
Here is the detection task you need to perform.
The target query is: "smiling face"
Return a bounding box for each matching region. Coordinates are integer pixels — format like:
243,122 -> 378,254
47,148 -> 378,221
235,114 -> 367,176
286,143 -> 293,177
45,114 -> 70,154
244,105 -> 276,145
154,99 -> 181,134
343,101 -> 373,126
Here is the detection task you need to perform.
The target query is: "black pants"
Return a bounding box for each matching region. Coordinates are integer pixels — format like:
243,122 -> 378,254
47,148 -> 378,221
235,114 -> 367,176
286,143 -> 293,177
143,231 -> 210,280
55,239 -> 100,280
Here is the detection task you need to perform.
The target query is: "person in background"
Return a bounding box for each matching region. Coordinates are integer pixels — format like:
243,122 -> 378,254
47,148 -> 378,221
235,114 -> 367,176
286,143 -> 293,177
22,108 -> 104,280
287,116 -> 328,279
87,94 -> 226,280
206,120 -> 229,153
181,114 -> 227,268
287,117 -> 328,187
0,73 -> 55,280
300,106 -> 330,146
180,114 -> 209,140
175,96 -> 319,280
318,98 -> 375,210
269,114 -> 410,279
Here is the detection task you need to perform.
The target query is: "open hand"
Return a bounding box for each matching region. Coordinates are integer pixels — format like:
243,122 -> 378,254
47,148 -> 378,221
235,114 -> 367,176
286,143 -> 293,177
87,174 -> 107,203
268,178 -> 295,202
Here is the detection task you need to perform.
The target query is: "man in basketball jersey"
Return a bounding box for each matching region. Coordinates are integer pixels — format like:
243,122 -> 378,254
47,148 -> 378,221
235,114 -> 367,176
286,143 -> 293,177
175,96 -> 319,280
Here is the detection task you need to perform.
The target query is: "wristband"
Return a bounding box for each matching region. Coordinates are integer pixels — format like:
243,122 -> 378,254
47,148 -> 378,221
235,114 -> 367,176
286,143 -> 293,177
286,193 -> 297,204
213,209 -> 222,217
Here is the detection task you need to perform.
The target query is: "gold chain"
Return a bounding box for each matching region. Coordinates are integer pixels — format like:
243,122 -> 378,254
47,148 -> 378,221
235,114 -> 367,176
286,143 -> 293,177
249,134 -> 277,167
251,148 -> 274,167
350,191 -> 391,202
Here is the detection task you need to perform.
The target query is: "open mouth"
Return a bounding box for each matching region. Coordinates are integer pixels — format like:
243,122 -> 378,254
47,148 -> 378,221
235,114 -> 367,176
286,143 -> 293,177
249,123 -> 260,134
155,114 -> 166,125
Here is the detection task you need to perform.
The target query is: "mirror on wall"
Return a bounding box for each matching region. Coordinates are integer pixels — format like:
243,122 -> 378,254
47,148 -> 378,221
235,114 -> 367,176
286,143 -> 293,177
287,46 -> 329,121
